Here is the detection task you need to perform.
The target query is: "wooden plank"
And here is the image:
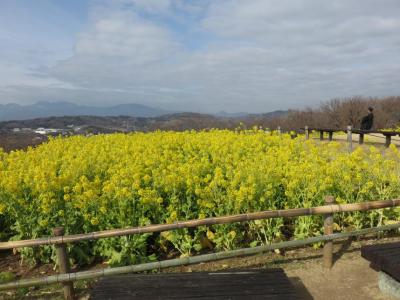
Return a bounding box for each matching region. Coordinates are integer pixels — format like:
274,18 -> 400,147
90,269 -> 302,300
308,128 -> 400,136
91,275 -> 293,291
361,242 -> 400,281
378,261 -> 400,282
90,287 -> 299,298
91,294 -> 295,300
91,287 -> 297,298
363,247 -> 400,260
361,246 -> 400,266
362,242 -> 400,254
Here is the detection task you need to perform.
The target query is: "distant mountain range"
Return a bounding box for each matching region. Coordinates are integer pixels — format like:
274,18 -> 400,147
211,110 -> 288,118
0,101 -> 169,121
0,101 -> 289,122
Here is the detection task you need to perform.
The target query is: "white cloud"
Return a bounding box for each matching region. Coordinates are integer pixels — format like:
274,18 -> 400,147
75,12 -> 179,61
49,7 -> 182,89
124,0 -> 172,14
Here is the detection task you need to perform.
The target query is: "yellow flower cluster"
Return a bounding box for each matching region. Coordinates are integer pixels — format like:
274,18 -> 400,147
0,129 -> 399,265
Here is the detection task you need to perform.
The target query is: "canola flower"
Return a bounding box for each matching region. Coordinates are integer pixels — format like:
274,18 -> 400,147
0,129 -> 399,266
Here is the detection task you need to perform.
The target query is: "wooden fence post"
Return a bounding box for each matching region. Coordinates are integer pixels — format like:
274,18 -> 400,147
359,133 -> 364,145
305,126 -> 309,140
328,131 -> 333,141
323,196 -> 335,269
347,126 -> 353,153
53,227 -> 75,300
320,130 -> 324,141
385,135 -> 391,148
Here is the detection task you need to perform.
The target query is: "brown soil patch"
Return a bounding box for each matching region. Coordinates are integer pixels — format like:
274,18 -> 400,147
163,235 -> 400,300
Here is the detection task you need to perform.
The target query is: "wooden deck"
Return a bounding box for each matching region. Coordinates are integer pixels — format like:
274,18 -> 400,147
361,242 -> 400,281
90,269 -> 303,299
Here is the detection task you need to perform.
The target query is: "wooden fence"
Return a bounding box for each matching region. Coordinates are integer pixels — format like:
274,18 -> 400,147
0,197 -> 399,299
303,126 -> 400,148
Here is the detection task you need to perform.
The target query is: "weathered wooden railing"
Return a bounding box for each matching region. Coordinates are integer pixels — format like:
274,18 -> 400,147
1,197 -> 400,299
303,126 -> 400,148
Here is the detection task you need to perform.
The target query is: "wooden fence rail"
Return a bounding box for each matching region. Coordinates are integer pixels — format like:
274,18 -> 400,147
1,199 -> 399,250
1,196 -> 400,299
302,126 -> 400,148
1,222 -> 399,292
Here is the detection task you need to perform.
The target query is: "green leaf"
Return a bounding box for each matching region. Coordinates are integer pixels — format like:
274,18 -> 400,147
250,241 -> 259,248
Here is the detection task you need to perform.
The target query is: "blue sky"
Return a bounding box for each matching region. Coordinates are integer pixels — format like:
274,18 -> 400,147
1,0 -> 400,113
0,1 -> 86,60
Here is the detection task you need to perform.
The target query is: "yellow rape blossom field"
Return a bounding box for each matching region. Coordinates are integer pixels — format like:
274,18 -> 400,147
0,129 -> 399,266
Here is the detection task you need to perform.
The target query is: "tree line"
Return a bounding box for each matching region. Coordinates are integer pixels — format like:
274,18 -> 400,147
243,96 -> 400,131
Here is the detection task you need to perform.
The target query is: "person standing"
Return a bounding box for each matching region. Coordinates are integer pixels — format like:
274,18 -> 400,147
360,107 -> 374,130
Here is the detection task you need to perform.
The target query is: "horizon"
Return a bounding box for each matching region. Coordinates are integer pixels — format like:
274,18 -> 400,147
1,1 -> 400,113
0,100 -> 287,115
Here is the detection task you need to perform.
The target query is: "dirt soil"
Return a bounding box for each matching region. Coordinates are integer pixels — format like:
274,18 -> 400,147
163,235 -> 400,300
1,235 -> 399,299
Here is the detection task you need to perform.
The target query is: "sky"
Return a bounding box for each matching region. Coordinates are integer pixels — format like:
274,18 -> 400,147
1,0 -> 400,113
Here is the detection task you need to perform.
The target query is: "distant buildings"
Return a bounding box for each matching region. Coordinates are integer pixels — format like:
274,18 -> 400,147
34,128 -> 60,135
8,124 -> 123,136
32,128 -> 72,135
12,128 -> 32,133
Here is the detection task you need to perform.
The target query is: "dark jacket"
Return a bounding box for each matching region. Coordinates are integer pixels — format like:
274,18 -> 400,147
360,113 -> 374,130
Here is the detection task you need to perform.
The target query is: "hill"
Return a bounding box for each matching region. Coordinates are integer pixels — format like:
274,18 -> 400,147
0,101 -> 168,121
0,111 -> 288,151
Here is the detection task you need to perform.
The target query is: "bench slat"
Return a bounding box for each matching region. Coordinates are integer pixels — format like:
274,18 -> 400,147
361,242 -> 400,281
90,269 -> 302,300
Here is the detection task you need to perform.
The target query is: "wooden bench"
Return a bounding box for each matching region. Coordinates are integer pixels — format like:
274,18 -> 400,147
90,269 -> 303,300
361,242 -> 400,281
361,242 -> 400,298
306,127 -> 400,147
